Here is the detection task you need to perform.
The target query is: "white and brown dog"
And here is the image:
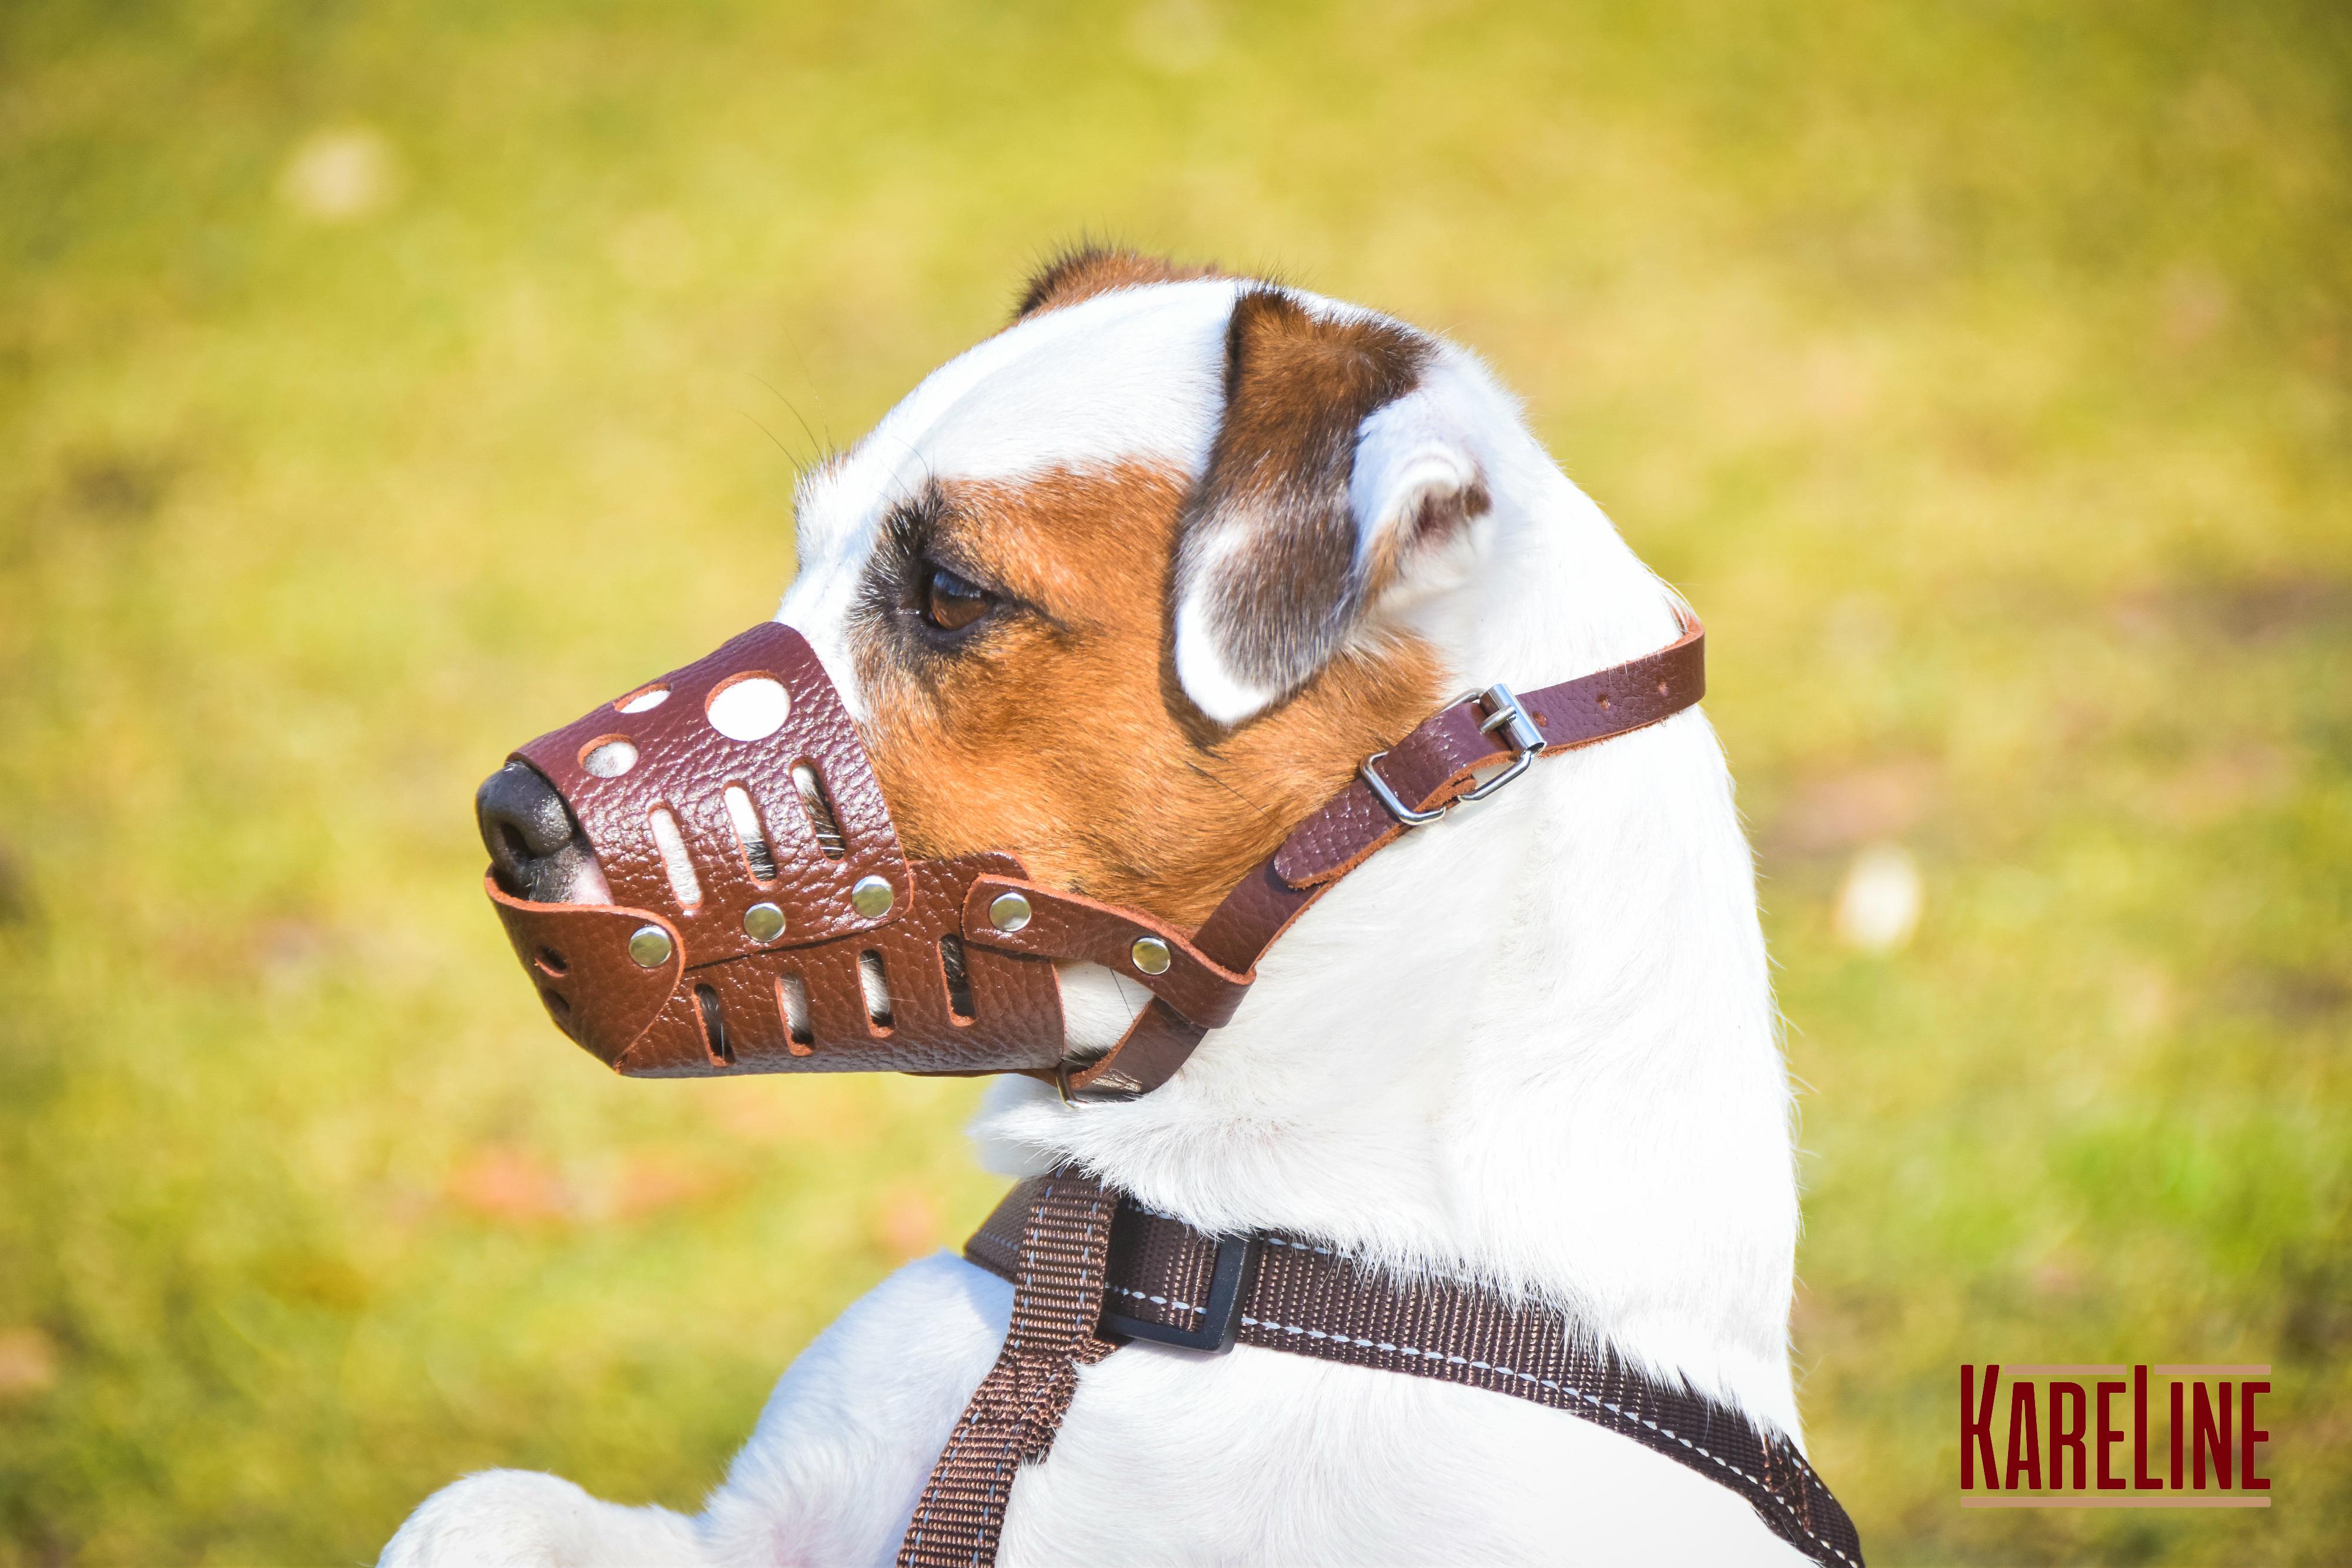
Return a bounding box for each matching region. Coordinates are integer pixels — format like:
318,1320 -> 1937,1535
385,250 -> 1817,1566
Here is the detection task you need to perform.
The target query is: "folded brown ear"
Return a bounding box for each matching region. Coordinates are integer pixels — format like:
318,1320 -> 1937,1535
1170,287 -> 1438,725
1014,245 -> 1219,321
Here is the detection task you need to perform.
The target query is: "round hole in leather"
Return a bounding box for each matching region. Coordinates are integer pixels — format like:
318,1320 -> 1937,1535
706,673 -> 790,742
616,684 -> 670,714
580,735 -> 639,777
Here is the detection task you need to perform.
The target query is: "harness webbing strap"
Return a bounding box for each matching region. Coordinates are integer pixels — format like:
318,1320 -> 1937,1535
897,1171 -> 1117,1568
911,1178 -> 1868,1568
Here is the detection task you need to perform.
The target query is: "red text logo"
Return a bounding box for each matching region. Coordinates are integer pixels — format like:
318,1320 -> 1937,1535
1958,1365 -> 2270,1509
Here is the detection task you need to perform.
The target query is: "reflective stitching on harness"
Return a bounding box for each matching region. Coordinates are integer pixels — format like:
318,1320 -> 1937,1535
1108,1283 -> 1203,1316
960,1367 -> 1082,1567
1236,1312 -> 1856,1568
1259,1235 -> 1496,1296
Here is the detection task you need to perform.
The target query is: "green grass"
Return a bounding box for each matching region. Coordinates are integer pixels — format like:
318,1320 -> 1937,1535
2,1 -> 2347,1562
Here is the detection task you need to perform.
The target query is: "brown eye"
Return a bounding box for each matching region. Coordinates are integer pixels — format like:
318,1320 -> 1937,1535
918,564 -> 995,633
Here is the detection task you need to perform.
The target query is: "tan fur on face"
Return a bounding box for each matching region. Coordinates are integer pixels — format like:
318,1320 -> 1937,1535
856,464 -> 1444,928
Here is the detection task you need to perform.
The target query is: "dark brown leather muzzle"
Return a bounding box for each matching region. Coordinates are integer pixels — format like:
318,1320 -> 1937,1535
489,611 -> 1706,1098
487,622 -> 1064,1077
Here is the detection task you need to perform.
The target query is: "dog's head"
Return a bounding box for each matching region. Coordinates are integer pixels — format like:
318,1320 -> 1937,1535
782,249 -> 1506,930
475,249 -> 1641,1076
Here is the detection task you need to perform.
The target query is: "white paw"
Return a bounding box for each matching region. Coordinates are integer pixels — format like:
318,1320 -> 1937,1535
380,1469 -> 704,1568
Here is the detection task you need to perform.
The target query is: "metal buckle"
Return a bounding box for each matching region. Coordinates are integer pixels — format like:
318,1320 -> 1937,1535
1102,1231 -> 1260,1354
1361,683 -> 1548,827
1457,683 -> 1545,803
1359,750 -> 1448,826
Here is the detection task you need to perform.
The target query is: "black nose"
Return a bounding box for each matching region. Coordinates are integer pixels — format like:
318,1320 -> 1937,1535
477,761 -> 601,904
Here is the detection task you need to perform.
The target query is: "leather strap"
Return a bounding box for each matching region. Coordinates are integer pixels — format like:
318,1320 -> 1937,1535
933,1178 -> 1866,1568
1057,612 -> 1705,1099
898,1171 -> 1119,1568
959,877 -> 1254,1030
1273,610 -> 1706,888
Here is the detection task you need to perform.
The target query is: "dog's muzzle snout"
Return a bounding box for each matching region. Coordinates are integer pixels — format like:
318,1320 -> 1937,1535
476,761 -> 605,905
480,622 -> 1069,1078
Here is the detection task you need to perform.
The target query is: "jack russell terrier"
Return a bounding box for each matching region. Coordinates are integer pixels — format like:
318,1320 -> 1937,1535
385,249 -> 1859,1567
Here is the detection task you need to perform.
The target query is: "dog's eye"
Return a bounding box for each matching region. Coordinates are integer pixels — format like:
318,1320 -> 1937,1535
917,564 -> 996,633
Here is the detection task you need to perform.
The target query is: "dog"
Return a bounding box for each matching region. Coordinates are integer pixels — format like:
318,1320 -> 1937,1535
383,250 -> 1820,1566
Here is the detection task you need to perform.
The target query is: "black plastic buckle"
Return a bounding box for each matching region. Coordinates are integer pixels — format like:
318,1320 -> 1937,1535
1102,1232 -> 1260,1354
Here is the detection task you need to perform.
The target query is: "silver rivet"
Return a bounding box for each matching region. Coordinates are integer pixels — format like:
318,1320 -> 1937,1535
627,924 -> 673,968
989,891 -> 1033,933
1130,935 -> 1172,975
743,901 -> 785,943
850,875 -> 895,918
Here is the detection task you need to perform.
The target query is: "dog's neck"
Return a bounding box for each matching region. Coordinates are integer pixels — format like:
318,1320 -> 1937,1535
973,448 -> 1803,1441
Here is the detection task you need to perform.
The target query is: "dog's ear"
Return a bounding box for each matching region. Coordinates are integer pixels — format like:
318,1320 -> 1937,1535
1172,287 -> 1490,727
1014,245 -> 1217,322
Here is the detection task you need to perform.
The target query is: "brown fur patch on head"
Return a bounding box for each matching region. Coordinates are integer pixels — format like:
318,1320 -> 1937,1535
854,463 -> 1443,927
1175,288 -> 1438,709
1014,245 -> 1221,322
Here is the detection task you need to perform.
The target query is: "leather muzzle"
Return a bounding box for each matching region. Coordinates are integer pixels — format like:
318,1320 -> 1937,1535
487,623 -> 1065,1077
489,611 -> 1705,1097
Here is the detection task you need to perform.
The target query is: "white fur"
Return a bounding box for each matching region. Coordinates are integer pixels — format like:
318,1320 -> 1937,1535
784,279 -> 1248,718
386,281 -> 1816,1566
1168,523 -> 1278,726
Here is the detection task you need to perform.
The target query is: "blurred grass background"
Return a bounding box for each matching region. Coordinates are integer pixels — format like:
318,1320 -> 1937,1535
2,1 -> 2347,1562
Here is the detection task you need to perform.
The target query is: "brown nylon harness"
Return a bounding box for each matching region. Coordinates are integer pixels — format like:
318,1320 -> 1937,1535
904,1173 -> 1866,1568
483,611 -> 1865,1565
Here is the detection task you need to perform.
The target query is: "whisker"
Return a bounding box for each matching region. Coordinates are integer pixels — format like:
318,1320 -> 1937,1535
738,409 -> 801,476
1185,758 -> 1284,830
749,372 -> 825,461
